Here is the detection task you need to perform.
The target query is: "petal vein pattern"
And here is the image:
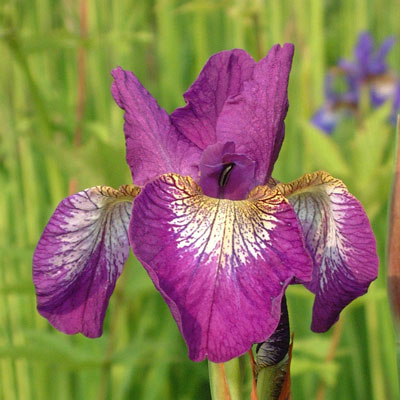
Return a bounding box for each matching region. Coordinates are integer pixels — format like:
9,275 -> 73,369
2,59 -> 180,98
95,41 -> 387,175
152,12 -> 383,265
278,172 -> 379,332
33,185 -> 140,337
170,49 -> 255,149
216,44 -> 294,185
111,67 -> 201,185
130,174 -> 312,362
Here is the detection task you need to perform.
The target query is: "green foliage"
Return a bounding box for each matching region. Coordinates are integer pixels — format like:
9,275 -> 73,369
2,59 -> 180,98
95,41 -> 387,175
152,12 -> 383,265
1,0 -> 399,399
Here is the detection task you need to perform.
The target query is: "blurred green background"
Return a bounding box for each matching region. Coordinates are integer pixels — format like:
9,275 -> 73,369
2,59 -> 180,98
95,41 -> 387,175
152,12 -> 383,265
1,0 -> 400,399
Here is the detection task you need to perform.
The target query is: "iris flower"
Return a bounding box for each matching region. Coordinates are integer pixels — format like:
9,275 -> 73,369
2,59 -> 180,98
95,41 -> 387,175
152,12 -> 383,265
311,71 -> 359,134
33,43 -> 378,363
312,32 -> 400,133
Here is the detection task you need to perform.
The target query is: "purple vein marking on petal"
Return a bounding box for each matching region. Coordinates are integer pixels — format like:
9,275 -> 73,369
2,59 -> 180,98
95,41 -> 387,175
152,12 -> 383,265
216,44 -> 295,186
171,50 -> 256,149
278,172 -> 379,332
130,173 -> 312,362
111,67 -> 202,185
33,185 -> 139,337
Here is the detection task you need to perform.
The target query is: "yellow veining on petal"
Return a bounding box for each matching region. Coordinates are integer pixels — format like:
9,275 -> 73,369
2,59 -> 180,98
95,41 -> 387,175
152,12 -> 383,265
49,184 -> 137,281
266,176 -> 280,188
276,170 -> 346,198
162,174 -> 290,270
275,170 -> 353,291
96,184 -> 141,200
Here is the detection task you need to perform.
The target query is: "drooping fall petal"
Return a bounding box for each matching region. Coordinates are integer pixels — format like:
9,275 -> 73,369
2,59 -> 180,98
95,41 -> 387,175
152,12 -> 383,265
216,44 -> 294,184
33,185 -> 140,337
278,171 -> 379,332
111,67 -> 202,186
130,173 -> 312,362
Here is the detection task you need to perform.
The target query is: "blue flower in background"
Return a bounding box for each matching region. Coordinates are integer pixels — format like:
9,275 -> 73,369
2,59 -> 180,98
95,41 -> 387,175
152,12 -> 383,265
339,32 -> 394,78
312,32 -> 400,133
312,70 -> 358,134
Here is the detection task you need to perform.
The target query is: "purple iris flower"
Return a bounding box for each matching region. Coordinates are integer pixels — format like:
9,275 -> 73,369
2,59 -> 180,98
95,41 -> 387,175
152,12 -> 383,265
339,32 -> 395,79
313,32 -> 400,133
33,44 -> 379,363
341,32 -> 398,107
312,71 -> 359,134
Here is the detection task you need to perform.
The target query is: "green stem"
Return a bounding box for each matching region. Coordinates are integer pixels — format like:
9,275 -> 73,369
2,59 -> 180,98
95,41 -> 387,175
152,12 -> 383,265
208,358 -> 241,400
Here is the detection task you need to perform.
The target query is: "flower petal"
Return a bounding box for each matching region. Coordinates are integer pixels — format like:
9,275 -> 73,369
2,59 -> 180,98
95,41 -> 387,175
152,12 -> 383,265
372,36 -> 395,74
33,185 -> 140,337
355,32 -> 374,71
311,107 -> 340,134
111,67 -> 202,185
130,174 -> 312,362
170,50 -> 255,149
216,44 -> 295,185
278,171 -> 379,332
352,33 -> 394,76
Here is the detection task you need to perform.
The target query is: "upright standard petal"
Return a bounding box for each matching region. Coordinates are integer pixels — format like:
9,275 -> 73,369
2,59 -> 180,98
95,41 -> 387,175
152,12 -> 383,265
373,36 -> 395,75
216,44 -> 295,185
130,174 -> 312,362
170,50 -> 255,149
33,185 -> 140,337
111,67 -> 202,186
352,33 -> 394,76
278,172 -> 379,332
354,32 -> 374,73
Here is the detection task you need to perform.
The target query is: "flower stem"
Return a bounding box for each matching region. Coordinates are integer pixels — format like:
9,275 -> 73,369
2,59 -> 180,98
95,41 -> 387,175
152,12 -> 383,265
248,350 -> 259,400
208,357 -> 242,400
208,362 -> 232,400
